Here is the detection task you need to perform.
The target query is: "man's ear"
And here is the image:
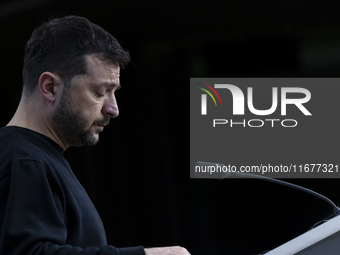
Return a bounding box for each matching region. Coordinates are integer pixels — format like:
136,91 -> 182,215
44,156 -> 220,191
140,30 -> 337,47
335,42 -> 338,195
38,72 -> 63,102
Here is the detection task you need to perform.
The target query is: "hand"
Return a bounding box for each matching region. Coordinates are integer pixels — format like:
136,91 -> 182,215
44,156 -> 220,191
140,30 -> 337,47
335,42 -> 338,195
144,246 -> 190,255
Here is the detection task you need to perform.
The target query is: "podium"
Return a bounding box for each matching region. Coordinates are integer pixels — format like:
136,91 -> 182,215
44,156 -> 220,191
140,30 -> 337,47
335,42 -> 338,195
265,214 -> 340,254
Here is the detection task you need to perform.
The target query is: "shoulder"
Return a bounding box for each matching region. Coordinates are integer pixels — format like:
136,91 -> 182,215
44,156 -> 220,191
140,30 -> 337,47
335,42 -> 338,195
0,126 -> 47,160
0,126 -> 67,177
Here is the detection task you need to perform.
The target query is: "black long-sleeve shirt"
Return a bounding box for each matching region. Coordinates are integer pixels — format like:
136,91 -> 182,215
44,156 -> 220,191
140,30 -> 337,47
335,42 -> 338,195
0,126 -> 144,255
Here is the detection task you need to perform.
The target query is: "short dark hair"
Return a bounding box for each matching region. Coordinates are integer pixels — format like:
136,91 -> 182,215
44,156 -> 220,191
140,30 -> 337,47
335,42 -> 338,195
22,15 -> 130,93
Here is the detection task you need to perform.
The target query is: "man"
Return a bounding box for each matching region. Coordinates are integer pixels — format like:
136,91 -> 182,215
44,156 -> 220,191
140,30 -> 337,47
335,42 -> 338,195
0,15 -> 190,255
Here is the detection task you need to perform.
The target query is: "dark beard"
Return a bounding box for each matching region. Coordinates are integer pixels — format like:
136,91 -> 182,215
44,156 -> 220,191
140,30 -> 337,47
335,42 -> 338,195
52,88 -> 109,147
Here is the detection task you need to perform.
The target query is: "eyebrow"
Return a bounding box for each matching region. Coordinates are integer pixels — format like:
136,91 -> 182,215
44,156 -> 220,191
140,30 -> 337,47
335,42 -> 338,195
94,82 -> 121,90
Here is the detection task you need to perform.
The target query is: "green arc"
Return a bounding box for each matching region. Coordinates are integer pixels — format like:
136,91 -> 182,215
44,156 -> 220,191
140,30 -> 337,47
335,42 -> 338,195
199,87 -> 217,106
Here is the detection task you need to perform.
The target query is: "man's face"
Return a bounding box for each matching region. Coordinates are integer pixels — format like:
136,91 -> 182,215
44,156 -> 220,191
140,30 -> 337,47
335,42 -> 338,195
52,54 -> 120,147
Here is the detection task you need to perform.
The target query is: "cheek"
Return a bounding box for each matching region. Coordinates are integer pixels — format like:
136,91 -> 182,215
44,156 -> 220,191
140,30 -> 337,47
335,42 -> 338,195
80,103 -> 103,124
70,89 -> 103,124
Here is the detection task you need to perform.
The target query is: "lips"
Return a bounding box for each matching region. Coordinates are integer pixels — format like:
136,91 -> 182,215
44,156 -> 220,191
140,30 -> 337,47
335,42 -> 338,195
94,118 -> 110,127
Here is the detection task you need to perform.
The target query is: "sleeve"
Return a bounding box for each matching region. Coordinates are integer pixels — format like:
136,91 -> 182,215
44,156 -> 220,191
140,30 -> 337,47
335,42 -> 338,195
0,159 -> 145,255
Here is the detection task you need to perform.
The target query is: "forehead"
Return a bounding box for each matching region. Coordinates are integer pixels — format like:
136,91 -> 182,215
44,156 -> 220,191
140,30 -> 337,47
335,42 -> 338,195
85,54 -> 120,83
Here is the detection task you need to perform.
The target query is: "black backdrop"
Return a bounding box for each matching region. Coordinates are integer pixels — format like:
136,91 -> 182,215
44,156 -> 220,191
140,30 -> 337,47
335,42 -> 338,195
1,1 -> 340,254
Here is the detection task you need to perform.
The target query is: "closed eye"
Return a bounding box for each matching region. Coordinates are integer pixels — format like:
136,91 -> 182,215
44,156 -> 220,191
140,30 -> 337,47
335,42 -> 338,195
95,91 -> 105,98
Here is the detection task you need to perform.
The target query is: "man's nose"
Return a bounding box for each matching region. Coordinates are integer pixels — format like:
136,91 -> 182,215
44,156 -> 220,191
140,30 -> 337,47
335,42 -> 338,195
102,93 -> 119,118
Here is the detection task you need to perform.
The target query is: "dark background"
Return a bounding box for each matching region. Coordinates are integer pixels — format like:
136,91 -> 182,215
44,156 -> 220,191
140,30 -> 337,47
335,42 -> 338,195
1,1 -> 340,254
